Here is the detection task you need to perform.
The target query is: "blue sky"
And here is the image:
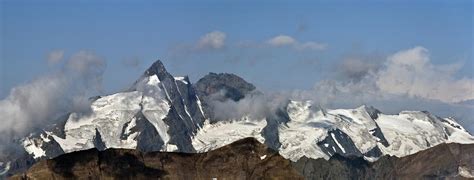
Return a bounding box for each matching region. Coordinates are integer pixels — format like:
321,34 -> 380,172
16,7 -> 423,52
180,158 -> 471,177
1,0 -> 472,96
1,0 -> 474,130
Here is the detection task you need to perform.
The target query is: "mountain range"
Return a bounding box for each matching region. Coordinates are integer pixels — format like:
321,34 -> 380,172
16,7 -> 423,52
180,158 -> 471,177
2,59 -> 474,178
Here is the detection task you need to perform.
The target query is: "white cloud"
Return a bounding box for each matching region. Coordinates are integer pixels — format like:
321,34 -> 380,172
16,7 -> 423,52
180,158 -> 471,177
266,35 -> 327,51
47,50 -> 64,65
376,46 -> 474,103
267,35 -> 296,46
197,31 -> 226,49
303,46 -> 473,105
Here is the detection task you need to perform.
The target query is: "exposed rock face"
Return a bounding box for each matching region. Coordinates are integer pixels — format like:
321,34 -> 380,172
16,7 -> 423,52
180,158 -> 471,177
135,60 -> 206,152
292,143 -> 474,179
11,138 -> 302,180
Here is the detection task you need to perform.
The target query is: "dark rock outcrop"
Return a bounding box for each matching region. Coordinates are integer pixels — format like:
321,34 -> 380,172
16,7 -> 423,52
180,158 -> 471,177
194,72 -> 256,102
194,72 -> 257,120
121,110 -> 165,152
92,129 -> 106,151
262,105 -> 290,150
11,138 -> 302,180
317,129 -> 362,157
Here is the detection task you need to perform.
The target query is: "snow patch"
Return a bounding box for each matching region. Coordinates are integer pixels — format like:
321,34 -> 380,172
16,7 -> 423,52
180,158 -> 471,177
147,75 -> 160,85
459,166 -> 474,178
0,161 -> 11,176
363,156 -> 379,162
165,144 -> 179,152
22,137 -> 46,159
174,76 -> 188,84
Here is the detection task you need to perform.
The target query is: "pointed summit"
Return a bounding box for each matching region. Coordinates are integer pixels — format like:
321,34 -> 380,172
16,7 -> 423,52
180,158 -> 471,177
144,60 -> 172,80
145,60 -> 166,75
130,59 -> 173,91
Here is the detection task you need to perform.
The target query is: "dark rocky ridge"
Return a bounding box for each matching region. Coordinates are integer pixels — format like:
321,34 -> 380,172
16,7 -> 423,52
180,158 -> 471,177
293,142 -> 474,179
11,138 -> 302,180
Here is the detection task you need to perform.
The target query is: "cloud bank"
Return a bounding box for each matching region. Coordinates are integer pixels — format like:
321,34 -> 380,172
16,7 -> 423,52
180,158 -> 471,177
207,89 -> 289,122
376,46 -> 473,103
291,46 -> 473,105
199,44 -> 473,133
0,50 -> 106,153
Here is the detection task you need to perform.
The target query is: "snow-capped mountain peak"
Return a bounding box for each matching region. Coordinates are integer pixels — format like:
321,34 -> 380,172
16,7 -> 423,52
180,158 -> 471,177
21,60 -> 207,160
16,59 -> 474,173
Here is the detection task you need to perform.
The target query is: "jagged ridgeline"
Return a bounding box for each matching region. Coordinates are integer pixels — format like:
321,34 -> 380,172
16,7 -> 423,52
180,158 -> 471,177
3,59 -> 474,177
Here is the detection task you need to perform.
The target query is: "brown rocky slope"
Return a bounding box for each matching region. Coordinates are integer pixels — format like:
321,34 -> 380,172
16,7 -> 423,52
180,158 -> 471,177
11,138 -> 474,180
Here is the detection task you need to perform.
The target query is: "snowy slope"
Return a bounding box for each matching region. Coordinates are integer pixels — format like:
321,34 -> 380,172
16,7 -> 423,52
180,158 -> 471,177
191,100 -> 474,161
192,117 -> 267,152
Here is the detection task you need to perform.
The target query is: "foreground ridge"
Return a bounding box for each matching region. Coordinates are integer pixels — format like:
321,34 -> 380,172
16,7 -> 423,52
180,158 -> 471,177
12,138 -> 474,179
11,138 -> 302,179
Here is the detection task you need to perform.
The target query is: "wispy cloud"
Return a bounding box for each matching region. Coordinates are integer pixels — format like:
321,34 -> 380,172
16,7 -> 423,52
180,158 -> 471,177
197,31 -> 227,49
46,50 -> 65,65
266,34 -> 327,51
267,35 -> 297,46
